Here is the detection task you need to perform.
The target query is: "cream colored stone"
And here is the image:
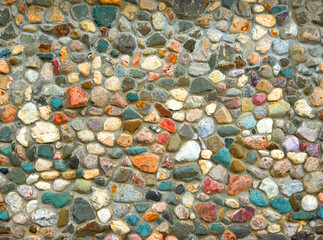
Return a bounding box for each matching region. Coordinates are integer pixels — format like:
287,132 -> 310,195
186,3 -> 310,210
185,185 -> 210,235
267,88 -> 282,101
105,76 -> 120,91
170,88 -> 188,101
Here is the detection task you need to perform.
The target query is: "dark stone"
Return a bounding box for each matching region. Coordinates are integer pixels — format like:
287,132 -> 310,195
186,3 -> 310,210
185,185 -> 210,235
113,33 -> 136,54
228,224 -> 252,238
174,184 -> 185,194
72,197 -> 95,224
122,77 -> 135,92
93,6 -> 117,27
113,168 -> 133,183
8,168 -> 26,184
189,77 -> 215,94
146,32 -> 167,47
171,222 -> 195,239
291,231 -> 315,240
0,8 -> 10,27
183,39 -> 196,52
145,190 -> 162,202
68,155 -> 79,169
76,221 -> 108,237
173,0 -> 208,19
53,24 -> 70,37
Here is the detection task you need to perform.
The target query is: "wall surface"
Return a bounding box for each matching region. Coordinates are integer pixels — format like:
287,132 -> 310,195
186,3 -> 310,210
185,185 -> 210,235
0,0 -> 322,239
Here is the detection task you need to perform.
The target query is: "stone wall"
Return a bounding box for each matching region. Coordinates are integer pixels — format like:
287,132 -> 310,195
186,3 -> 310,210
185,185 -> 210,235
0,0 -> 322,239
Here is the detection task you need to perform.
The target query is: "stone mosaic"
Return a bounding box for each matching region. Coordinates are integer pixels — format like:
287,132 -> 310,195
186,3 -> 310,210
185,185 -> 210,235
0,0 -> 322,239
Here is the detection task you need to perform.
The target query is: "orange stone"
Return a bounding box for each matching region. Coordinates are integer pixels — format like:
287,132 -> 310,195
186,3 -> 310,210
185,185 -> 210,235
66,86 -> 88,109
60,47 -> 69,62
166,53 -> 178,64
147,232 -> 163,240
165,8 -> 175,23
0,76 -> 11,90
0,61 -> 9,74
157,49 -> 167,58
132,51 -> 141,67
227,174 -> 252,196
249,52 -> 259,65
131,153 -> 159,173
25,5 -> 43,23
144,212 -> 159,222
230,16 -> 250,34
167,41 -> 180,53
0,105 -> 16,123
99,0 -> 121,5
242,136 -> 267,150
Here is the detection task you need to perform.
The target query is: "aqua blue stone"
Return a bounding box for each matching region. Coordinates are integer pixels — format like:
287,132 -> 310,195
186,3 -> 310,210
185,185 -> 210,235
136,223 -> 152,237
128,148 -> 147,155
0,126 -> 13,142
126,92 -> 139,102
270,197 -> 292,214
237,113 -> 256,129
0,49 -> 10,58
108,148 -> 124,159
38,145 -> 54,159
249,190 -> 267,207
158,181 -> 174,191
55,160 -> 67,172
245,151 -> 258,164
126,214 -> 139,226
21,163 -> 35,174
217,126 -> 240,137
50,97 -> 62,110
134,202 -> 150,213
271,5 -> 287,14
42,192 -> 72,208
292,212 -> 315,220
0,206 -> 9,221
118,65 -> 126,77
93,6 -> 117,27
97,38 -> 109,53
225,138 -> 234,149
123,108 -> 141,120
213,149 -> 231,167
0,146 -> 11,155
210,223 -> 225,235
280,68 -> 293,78
318,207 -> 323,218
76,168 -> 83,178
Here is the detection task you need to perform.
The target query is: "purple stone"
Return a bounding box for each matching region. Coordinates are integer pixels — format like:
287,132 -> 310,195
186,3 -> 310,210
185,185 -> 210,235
230,206 -> 255,222
88,118 -> 102,131
249,71 -> 259,87
306,143 -> 320,157
161,154 -> 175,169
281,136 -> 299,152
275,11 -> 289,26
274,77 -> 286,87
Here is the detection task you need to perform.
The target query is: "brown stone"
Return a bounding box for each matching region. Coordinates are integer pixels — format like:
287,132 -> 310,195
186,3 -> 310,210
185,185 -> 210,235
123,119 -> 142,134
270,159 -> 292,177
0,90 -> 9,105
99,0 -> 121,5
91,86 -> 109,108
231,159 -> 245,173
227,174 -> 252,196
53,24 -> 70,37
131,153 -> 159,173
0,76 -> 11,89
75,221 -> 108,237
117,133 -> 133,147
310,88 -> 323,107
57,208 -> 69,227
230,143 -> 245,159
204,135 -> 224,153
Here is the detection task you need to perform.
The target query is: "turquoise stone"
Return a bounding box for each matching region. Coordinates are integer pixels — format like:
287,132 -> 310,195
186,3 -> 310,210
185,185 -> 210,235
318,207 -> 323,219
123,108 -> 141,120
173,164 -> 200,182
0,205 -> 9,221
213,149 -> 231,167
136,223 -> 152,237
128,148 -> 147,155
249,190 -> 268,207
245,151 -> 258,164
292,212 -> 315,220
38,145 -> 54,159
0,126 -> 13,142
134,202 -> 150,213
158,181 -> 174,191
270,197 -> 292,214
21,163 -> 35,174
126,92 -> 139,102
76,168 -> 83,178
138,11 -> 150,20
210,223 -> 225,235
126,214 -> 139,226
97,38 -> 109,53
93,6 -> 117,27
225,138 -> 234,148
50,97 -> 62,110
108,148 -> 124,159
280,68 -> 293,78
42,192 -> 72,208
0,145 -> 11,155
72,4 -> 89,21
54,160 -> 67,172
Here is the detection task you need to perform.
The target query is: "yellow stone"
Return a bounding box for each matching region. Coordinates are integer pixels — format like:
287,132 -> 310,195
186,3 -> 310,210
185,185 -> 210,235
170,88 -> 188,102
80,20 -> 96,33
255,14 -> 276,28
93,70 -> 102,85
117,133 -> 133,147
208,1 -> 220,13
68,73 -> 79,83
78,63 -> 91,77
26,5 -> 43,23
12,45 -> 24,55
62,170 -> 76,179
99,0 -> 121,5
209,70 -> 225,83
83,169 -> 100,179
242,98 -> 253,112
230,16 -> 250,34
40,171 -> 60,180
267,88 -> 283,101
46,6 -> 64,23
214,107 -> 232,124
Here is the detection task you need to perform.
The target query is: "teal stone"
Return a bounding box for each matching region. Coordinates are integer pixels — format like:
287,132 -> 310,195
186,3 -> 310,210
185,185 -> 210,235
194,220 -> 209,235
175,65 -> 186,77
245,151 -> 258,164
128,148 -> 147,155
292,212 -> 315,220
50,97 -> 62,110
158,181 -> 175,191
222,0 -> 235,8
1,183 -> 15,193
213,149 -> 231,167
0,24 -> 18,40
217,126 -> 240,137
179,20 -> 193,32
126,92 -> 139,102
107,148 -> 124,159
76,168 -> 83,178
318,207 -> 323,218
38,145 -> 54,159
9,153 -> 21,166
134,202 -> 150,213
130,69 -> 145,78
8,168 -> 26,184
0,205 -> 9,221
93,6 -> 117,27
136,223 -> 152,237
0,49 -> 10,58
225,138 -> 234,149
146,32 -> 167,47
272,5 -> 287,14
138,11 -> 150,20
237,112 -> 256,129
166,192 -> 180,205
54,160 -> 67,172
110,49 -> 120,57
0,145 -> 11,155
249,190 -> 268,207
270,197 -> 292,214
158,78 -> 174,89
42,192 -> 72,208
97,38 -> 109,53
210,223 -> 225,235
123,108 -> 141,120
173,164 -> 200,182
189,77 -> 216,94
37,53 -> 54,59
72,4 -> 89,21
126,214 -> 139,226
21,163 -> 35,174
0,126 -> 13,142
280,68 -> 293,78
213,195 -> 225,206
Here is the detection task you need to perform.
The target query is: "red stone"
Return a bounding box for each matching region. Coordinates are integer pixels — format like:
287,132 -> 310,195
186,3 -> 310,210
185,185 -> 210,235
156,133 -> 170,146
227,174 -> 252,196
53,113 -> 68,125
0,155 -> 8,165
194,203 -> 217,222
227,206 -> 255,222
252,93 -> 266,106
0,105 -> 16,123
159,119 -> 176,133
299,141 -> 307,152
155,103 -> 171,117
66,86 -> 88,109
202,178 -> 223,194
52,59 -> 59,75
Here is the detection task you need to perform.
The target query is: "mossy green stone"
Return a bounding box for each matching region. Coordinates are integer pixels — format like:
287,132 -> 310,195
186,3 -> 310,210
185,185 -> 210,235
146,32 -> 166,47
74,179 -> 91,193
173,164 -> 200,182
72,4 -> 89,21
8,168 -> 26,184
189,77 -> 216,94
217,126 -> 240,137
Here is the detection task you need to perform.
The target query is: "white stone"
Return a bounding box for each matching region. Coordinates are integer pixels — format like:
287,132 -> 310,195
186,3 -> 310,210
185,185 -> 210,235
182,192 -> 194,208
39,106 -> 52,120
295,99 -> 315,118
31,122 -> 60,143
201,149 -> 213,159
78,130 -> 95,142
98,208 -> 112,223
237,75 -> 248,88
110,221 -> 130,235
31,209 -> 56,227
26,173 -> 39,185
97,131 -> 115,147
209,70 -> 225,83
156,169 -> 170,180
256,118 -> 273,133
287,152 -> 308,164
141,55 -> 162,70
301,195 -> 318,211
13,214 -> 28,224
35,181 -> 51,190
259,177 -> 279,199
199,160 -> 212,175
5,192 -> 23,212
90,187 -> 110,210
16,126 -> 30,147
105,76 -> 120,91
165,99 -> 183,111
176,140 -> 201,162
170,88 -> 188,101
25,69 -> 39,83
26,200 -> 38,213
206,29 -> 222,42
35,158 -> 53,171
53,179 -> 70,191
251,25 -> 267,40
225,198 -> 240,208
18,103 -> 39,125
205,103 -> 217,115
172,112 -> 185,122
270,150 -> 284,160
152,12 -> 166,30
86,143 -> 105,155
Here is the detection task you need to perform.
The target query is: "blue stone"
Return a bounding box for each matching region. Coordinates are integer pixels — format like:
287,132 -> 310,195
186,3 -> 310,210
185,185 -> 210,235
245,151 -> 258,164
237,113 -> 256,129
196,117 -> 215,138
123,108 -> 141,120
0,205 -> 9,221
222,0 -> 235,9
213,149 -> 231,167
55,160 -> 67,172
36,53 -> 54,59
253,108 -> 267,119
292,212 -> 315,220
210,223 -> 225,235
0,49 -> 10,57
93,6 -> 117,27
0,145 -> 11,155
225,138 -> 234,148
126,214 -> 139,226
158,181 -> 175,191
136,223 -> 152,237
21,163 -> 35,174
126,92 -> 139,102
108,148 -> 124,159
42,192 -> 72,208
271,5 -> 287,14
128,148 -> 147,155
0,126 -> 13,142
249,190 -> 267,207
0,168 -> 8,174
317,207 -> 323,219
50,97 -> 63,110
270,197 -> 292,214
118,65 -> 126,77
280,68 -> 294,78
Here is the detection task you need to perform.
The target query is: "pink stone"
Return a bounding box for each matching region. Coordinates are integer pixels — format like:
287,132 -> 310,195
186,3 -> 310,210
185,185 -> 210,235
167,41 -> 180,53
227,174 -> 252,196
252,93 -> 267,106
228,206 -> 255,222
202,178 -> 223,194
161,65 -> 174,77
194,203 -> 217,222
156,133 -> 170,146
149,72 -> 160,81
52,59 -> 59,75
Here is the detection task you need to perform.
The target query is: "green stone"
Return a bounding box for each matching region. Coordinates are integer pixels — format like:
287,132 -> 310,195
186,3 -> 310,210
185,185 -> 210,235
189,77 -> 215,94
138,11 -> 150,20
217,126 -> 240,137
123,108 -> 141,120
93,6 -> 117,27
209,53 -> 217,69
175,65 -> 186,77
173,164 -> 200,182
97,38 -> 109,53
0,126 -> 13,142
8,168 -> 26,184
42,192 -> 73,208
130,69 -> 145,78
74,179 -> 92,193
158,78 -> 174,89
268,100 -> 290,118
210,223 -> 225,235
179,21 -> 193,32
20,34 -> 35,44
72,4 -> 89,21
38,145 -> 54,159
1,183 -> 15,193
146,32 -> 167,47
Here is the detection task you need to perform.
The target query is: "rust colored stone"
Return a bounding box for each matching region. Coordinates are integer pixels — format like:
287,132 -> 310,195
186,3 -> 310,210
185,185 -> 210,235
131,153 -> 159,173
194,203 -> 217,222
144,212 -> 159,222
227,174 -> 252,196
123,119 -> 142,134
66,86 -> 88,109
155,103 -> 171,117
53,24 -> 70,37
0,105 -> 16,123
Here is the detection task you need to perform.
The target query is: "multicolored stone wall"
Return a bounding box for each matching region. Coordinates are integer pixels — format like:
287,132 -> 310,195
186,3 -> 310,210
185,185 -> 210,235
0,0 -> 322,239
